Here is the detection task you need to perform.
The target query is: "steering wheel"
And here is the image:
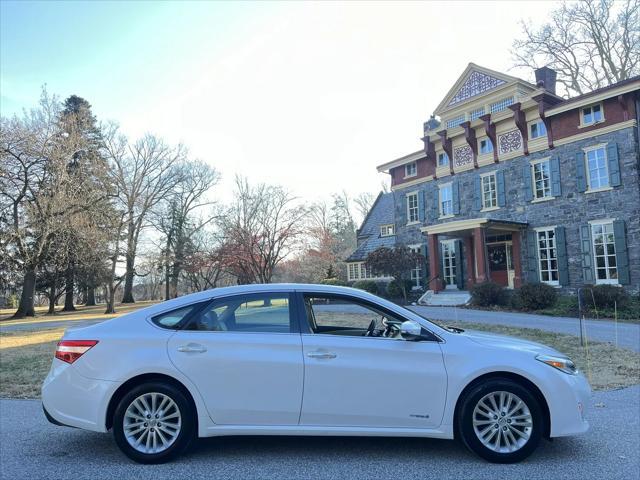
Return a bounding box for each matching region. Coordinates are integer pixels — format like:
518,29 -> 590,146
364,319 -> 376,337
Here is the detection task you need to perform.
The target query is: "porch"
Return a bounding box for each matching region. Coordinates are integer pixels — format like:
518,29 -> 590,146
420,218 -> 527,294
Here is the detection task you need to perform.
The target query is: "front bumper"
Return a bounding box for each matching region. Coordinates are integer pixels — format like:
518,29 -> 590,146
41,359 -> 118,432
548,371 -> 591,437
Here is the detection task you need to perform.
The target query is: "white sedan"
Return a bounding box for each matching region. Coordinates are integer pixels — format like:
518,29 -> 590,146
42,284 -> 590,464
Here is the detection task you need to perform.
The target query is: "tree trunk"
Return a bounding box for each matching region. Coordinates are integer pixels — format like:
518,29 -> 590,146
121,253 -> 135,303
165,261 -> 171,300
62,265 -> 76,311
104,285 -> 116,314
13,269 -> 37,318
86,286 -> 96,306
47,281 -> 56,315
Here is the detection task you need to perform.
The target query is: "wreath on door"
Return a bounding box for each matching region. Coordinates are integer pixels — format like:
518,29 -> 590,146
489,248 -> 506,265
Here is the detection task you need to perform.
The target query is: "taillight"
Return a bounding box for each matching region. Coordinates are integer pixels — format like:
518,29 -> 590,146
55,340 -> 99,364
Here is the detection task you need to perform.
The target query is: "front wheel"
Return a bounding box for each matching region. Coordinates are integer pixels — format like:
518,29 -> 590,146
113,382 -> 195,464
457,379 -> 544,463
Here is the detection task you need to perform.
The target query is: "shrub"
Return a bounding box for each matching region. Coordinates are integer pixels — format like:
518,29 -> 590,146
320,277 -> 347,286
470,282 -> 507,307
587,285 -> 630,309
386,280 -> 413,299
352,280 -> 378,295
514,283 -> 558,310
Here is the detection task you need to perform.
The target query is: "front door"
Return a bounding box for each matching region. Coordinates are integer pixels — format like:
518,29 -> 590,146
441,240 -> 457,289
488,242 -> 514,287
298,294 -> 447,429
167,292 -> 304,425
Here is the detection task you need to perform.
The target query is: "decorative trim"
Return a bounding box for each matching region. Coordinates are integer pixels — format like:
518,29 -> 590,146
544,80 -> 640,117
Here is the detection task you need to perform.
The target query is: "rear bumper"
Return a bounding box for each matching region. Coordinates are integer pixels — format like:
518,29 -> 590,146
41,359 -> 118,433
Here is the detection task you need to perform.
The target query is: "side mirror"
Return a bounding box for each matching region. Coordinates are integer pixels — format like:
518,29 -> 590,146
400,320 -> 426,341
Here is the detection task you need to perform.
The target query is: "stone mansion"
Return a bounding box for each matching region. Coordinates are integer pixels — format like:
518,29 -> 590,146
346,64 -> 640,296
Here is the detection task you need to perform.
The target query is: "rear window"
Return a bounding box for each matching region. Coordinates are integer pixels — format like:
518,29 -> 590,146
151,304 -> 203,329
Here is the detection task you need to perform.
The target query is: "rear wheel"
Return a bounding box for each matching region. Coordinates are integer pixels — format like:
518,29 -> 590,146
113,382 -> 195,464
457,378 -> 543,463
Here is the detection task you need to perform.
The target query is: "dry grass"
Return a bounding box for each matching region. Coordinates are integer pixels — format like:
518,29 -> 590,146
0,318 -> 637,399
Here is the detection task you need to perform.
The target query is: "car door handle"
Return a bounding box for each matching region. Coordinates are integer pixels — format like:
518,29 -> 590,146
177,343 -> 207,353
306,351 -> 337,359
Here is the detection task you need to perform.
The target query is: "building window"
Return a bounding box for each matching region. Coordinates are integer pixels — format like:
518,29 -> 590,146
585,146 -> 609,190
439,184 -> 453,216
380,224 -> 395,237
481,173 -> 497,209
446,115 -> 466,129
407,192 -> 419,223
582,104 -> 603,126
479,138 -> 493,155
530,120 -> 547,139
438,152 -> 449,167
532,159 -> 552,199
592,222 -> 618,284
348,263 -> 358,281
408,245 -> 423,288
537,228 -> 558,284
490,97 -> 513,113
405,162 -> 417,177
469,107 -> 485,121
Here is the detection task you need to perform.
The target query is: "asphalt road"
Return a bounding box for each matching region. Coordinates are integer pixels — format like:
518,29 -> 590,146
1,386 -> 638,480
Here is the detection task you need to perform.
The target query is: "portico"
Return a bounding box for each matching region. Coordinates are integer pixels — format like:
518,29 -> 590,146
421,218 -> 526,293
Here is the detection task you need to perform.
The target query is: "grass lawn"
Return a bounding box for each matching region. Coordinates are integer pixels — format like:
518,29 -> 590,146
1,319 -> 638,399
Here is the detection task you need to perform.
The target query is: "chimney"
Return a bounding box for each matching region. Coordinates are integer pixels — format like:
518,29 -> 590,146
535,66 -> 557,95
423,114 -> 440,135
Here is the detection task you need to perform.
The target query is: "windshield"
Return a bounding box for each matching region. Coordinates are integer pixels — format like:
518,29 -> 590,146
401,306 -> 466,333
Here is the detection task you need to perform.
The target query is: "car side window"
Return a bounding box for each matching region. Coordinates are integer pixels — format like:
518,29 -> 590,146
151,304 -> 201,329
187,293 -> 293,333
304,295 -> 404,338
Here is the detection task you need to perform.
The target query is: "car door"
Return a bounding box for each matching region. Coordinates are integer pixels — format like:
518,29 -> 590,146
167,291 -> 304,425
298,293 -> 447,429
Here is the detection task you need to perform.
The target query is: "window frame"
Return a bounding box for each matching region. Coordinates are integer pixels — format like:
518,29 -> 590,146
408,244 -> 423,289
380,224 -> 395,237
437,151 -> 449,167
183,292 -> 299,334
590,220 -> 619,285
529,120 -> 547,139
580,103 -> 605,127
535,227 -> 559,286
406,191 -> 420,224
530,157 -> 553,200
583,144 -> 610,192
480,171 -> 498,210
150,301 -> 210,330
439,183 -> 453,217
404,162 -> 417,178
478,138 -> 493,155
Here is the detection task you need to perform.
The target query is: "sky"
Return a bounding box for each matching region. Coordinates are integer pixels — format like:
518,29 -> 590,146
1,0 -> 557,208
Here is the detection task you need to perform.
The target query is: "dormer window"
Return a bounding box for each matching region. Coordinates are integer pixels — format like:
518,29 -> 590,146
581,104 -> 603,126
405,162 -> 417,177
380,224 -> 395,237
479,138 -> 493,155
438,152 -> 449,167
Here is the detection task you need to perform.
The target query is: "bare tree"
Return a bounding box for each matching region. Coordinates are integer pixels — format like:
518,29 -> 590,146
219,176 -> 307,284
353,192 -> 376,224
102,124 -> 184,303
512,0 -> 640,96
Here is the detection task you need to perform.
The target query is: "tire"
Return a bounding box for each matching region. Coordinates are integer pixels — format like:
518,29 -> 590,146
457,378 -> 544,463
113,381 -> 196,464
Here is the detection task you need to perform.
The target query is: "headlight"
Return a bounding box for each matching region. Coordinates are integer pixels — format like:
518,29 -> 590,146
536,354 -> 578,375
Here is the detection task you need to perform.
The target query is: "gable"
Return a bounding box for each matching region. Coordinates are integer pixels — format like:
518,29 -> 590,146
448,71 -> 507,106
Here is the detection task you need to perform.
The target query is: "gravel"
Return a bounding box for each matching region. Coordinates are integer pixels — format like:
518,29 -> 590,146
1,386 -> 638,480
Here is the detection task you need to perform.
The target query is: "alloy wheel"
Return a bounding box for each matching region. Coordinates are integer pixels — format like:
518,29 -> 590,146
123,392 -> 182,454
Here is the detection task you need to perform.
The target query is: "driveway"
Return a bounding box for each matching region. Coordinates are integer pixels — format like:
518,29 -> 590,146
1,386 -> 638,480
410,306 -> 640,352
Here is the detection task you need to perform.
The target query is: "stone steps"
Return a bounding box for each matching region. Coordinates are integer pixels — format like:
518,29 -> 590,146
417,290 -> 471,306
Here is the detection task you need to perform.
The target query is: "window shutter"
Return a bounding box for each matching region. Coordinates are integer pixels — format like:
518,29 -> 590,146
432,188 -> 440,221
421,244 -> 428,287
455,240 -> 464,289
550,156 -> 562,197
579,224 -> 595,284
555,226 -> 569,286
613,220 -> 630,284
576,152 -> 587,192
418,189 -> 425,222
496,171 -> 506,207
523,165 -> 533,201
452,181 -> 460,215
402,194 -> 408,224
607,143 -> 621,187
474,176 -> 482,211
526,230 -> 539,283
